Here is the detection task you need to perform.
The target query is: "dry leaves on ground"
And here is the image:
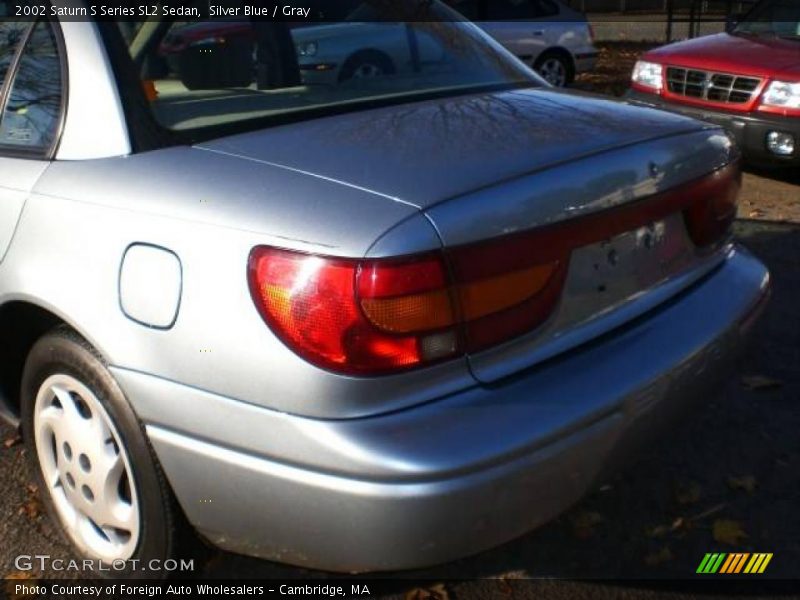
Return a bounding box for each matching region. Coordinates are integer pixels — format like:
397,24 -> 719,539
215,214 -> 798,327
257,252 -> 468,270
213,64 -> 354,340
742,375 -> 783,391
495,571 -> 525,596
649,517 -> 688,538
571,510 -> 604,539
728,475 -> 758,494
713,519 -> 749,545
3,434 -> 21,449
405,584 -> 448,600
676,482 -> 702,505
4,572 -> 33,580
18,483 -> 42,520
644,546 -> 673,566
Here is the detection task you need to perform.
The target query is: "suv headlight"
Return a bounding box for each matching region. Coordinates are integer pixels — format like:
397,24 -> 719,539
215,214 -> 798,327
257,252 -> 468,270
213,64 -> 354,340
761,80 -> 800,110
296,41 -> 318,57
632,61 -> 663,91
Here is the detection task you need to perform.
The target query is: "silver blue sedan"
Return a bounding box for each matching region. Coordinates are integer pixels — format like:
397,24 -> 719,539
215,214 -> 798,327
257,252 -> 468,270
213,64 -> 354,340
0,0 -> 769,577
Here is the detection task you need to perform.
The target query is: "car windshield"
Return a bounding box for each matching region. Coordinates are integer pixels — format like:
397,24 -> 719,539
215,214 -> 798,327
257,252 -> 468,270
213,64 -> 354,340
734,0 -> 800,39
110,0 -> 541,138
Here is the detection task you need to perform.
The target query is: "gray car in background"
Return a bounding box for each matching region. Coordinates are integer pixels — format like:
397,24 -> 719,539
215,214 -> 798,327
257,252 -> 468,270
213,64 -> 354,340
0,0 -> 768,577
162,0 -> 597,87
455,0 -> 598,86
291,0 -> 598,86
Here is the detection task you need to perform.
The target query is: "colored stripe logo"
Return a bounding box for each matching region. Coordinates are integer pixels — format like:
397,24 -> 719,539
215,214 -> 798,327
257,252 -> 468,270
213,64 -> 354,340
697,553 -> 773,574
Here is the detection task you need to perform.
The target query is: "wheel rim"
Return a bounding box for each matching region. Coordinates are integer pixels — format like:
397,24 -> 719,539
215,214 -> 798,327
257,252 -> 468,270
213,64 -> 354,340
538,58 -> 567,87
34,374 -> 140,562
351,62 -> 384,79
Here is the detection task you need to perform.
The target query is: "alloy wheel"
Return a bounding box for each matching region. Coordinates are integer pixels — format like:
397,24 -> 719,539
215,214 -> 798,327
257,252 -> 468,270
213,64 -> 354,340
352,62 -> 385,79
538,58 -> 568,87
33,373 -> 140,562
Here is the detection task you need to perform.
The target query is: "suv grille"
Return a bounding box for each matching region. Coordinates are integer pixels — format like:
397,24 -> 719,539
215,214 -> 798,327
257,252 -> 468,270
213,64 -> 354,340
666,67 -> 761,104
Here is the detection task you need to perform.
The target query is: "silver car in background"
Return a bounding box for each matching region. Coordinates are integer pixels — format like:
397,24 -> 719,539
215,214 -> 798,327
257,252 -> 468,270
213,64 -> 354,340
0,0 -> 768,578
292,1 -> 598,88
161,0 -> 597,87
454,0 -> 598,86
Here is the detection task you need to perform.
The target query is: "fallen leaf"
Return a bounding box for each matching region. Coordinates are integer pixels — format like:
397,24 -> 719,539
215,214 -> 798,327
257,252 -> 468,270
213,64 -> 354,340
690,503 -> 727,522
496,578 -> 513,596
713,519 -> 748,545
671,517 -> 687,531
495,572 -> 524,596
405,584 -> 448,600
676,482 -> 702,505
647,524 -> 669,538
644,546 -> 673,566
4,572 -> 33,580
571,510 -> 604,539
728,475 -> 757,494
18,485 -> 42,520
741,375 -> 783,391
648,517 -> 687,538
3,435 -> 21,449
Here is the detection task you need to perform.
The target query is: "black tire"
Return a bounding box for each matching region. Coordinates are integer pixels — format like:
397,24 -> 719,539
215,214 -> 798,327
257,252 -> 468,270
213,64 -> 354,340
20,327 -> 176,579
338,50 -> 395,83
534,50 -> 574,87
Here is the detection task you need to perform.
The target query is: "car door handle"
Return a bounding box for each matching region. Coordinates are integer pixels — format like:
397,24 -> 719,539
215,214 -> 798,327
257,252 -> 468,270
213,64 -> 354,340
532,30 -> 545,36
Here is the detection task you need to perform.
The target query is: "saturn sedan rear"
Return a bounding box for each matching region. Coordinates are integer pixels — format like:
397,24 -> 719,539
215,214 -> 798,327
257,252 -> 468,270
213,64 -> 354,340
0,1 -> 769,577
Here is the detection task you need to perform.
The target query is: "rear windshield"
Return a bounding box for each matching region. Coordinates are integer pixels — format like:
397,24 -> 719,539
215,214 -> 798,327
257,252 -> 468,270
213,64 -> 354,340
734,0 -> 800,39
109,1 -> 541,139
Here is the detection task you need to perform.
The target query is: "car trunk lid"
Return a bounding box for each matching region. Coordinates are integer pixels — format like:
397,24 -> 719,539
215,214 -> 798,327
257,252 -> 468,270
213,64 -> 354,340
199,88 -> 738,385
196,87 -> 710,209
424,128 -> 739,383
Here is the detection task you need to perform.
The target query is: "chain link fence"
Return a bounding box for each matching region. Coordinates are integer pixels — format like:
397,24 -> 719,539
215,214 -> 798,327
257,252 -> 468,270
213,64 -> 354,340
563,0 -> 758,42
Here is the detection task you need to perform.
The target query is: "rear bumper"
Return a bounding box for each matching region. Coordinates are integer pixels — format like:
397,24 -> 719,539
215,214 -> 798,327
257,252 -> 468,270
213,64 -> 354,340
626,90 -> 800,167
113,246 -> 770,573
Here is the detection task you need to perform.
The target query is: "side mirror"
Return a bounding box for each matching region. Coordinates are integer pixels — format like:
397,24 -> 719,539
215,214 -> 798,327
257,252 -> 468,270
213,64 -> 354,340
725,13 -> 744,33
178,38 -> 254,90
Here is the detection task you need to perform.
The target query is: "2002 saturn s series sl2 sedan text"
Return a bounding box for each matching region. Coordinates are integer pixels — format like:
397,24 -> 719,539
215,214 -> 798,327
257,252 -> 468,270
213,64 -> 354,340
0,0 -> 771,577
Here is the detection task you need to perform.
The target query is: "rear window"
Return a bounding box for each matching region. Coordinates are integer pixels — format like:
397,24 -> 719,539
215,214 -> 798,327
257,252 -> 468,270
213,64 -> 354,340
0,19 -> 63,151
106,0 -> 541,139
0,19 -> 29,91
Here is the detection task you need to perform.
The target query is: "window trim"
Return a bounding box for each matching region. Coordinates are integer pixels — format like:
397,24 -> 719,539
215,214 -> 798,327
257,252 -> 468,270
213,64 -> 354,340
0,16 -> 69,161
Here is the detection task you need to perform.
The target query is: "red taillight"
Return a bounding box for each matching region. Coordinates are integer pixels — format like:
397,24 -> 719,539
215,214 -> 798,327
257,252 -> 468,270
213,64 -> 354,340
447,239 -> 568,353
249,163 -> 740,375
248,242 -> 566,375
682,166 -> 741,247
248,249 -> 460,375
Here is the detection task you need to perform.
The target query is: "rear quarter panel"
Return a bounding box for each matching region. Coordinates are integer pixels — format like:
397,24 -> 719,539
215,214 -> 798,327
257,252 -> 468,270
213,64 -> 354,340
0,148 -> 476,419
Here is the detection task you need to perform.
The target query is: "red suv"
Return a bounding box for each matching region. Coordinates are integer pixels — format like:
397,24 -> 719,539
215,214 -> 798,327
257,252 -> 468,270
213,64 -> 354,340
627,0 -> 799,167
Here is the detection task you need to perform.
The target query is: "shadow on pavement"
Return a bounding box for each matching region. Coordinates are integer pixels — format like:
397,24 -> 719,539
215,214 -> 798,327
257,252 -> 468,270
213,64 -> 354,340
744,166 -> 800,187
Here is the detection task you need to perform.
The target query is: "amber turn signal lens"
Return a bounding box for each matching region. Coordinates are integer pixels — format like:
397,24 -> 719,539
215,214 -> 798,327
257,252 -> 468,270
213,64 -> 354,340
458,264 -> 558,321
360,289 -> 455,334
